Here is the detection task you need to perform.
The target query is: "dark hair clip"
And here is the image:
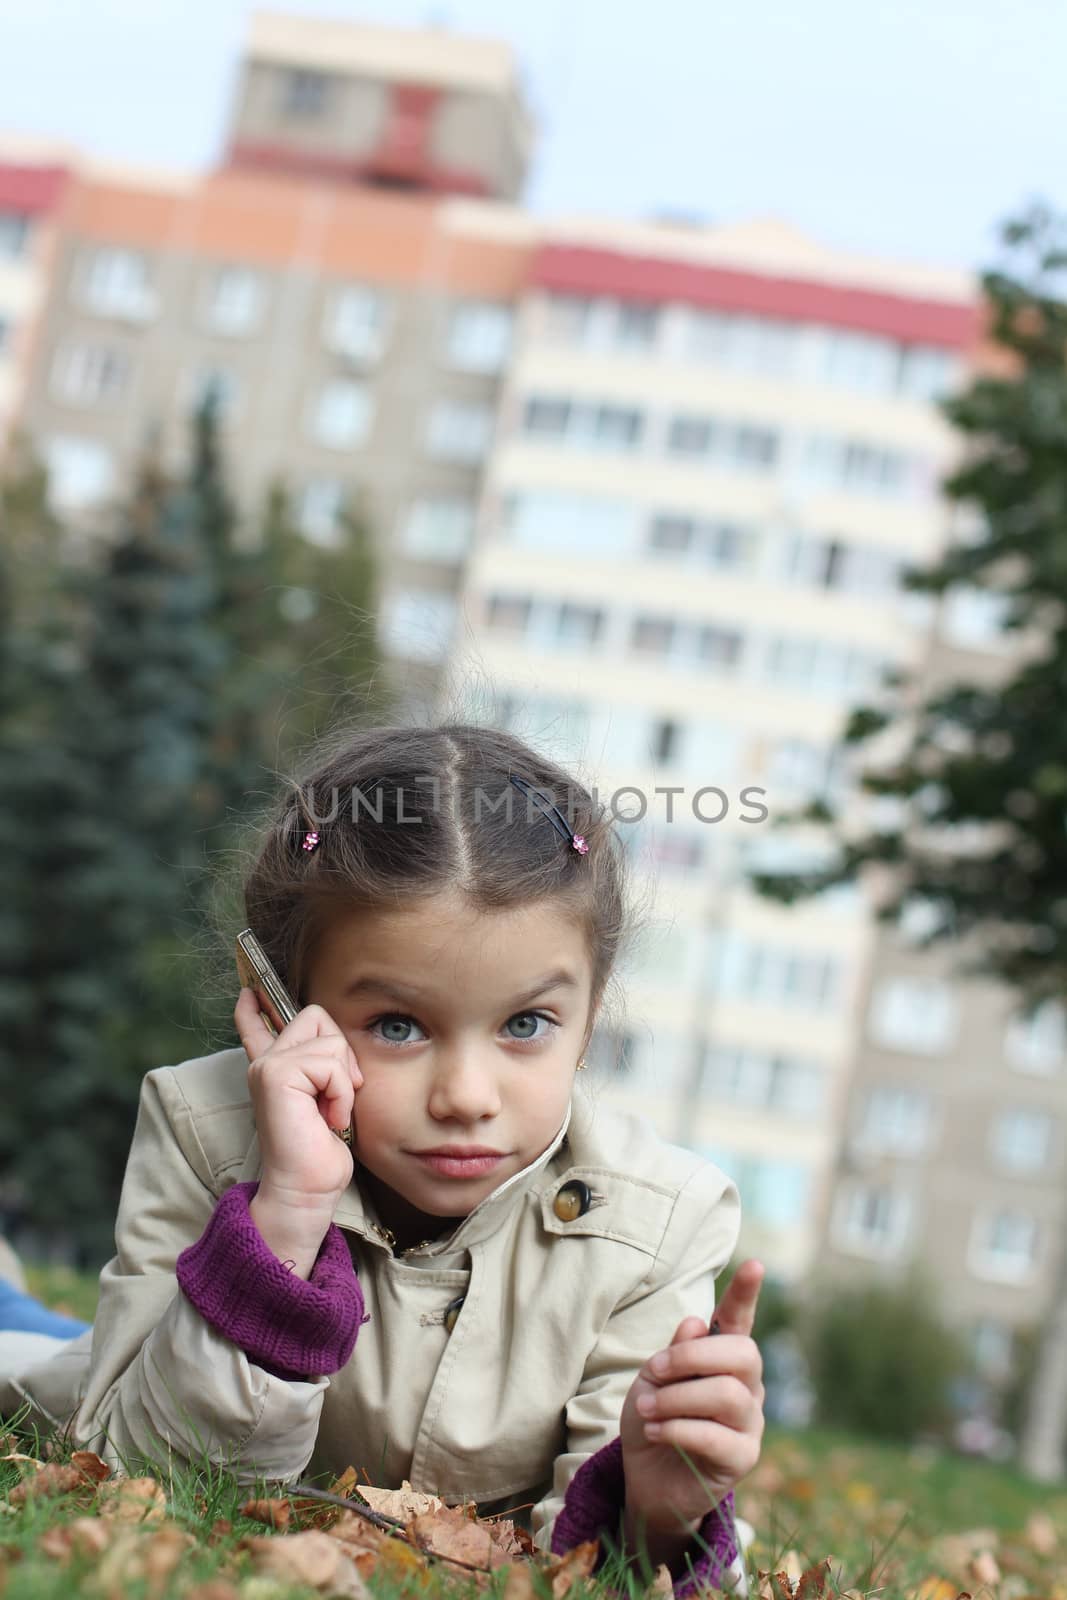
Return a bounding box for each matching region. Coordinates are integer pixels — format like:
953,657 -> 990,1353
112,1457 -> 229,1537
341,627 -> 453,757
509,773 -> 588,854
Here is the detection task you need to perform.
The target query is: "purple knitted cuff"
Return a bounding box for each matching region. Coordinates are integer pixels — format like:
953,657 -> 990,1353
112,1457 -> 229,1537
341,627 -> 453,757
175,1179 -> 370,1380
551,1434 -> 739,1597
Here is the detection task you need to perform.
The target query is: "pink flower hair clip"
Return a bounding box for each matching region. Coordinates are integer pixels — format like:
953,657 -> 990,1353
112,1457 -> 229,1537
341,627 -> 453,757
302,830 -> 321,853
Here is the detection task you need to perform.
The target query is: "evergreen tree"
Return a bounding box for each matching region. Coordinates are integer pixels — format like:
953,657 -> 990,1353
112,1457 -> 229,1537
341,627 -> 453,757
750,201 -> 1067,1477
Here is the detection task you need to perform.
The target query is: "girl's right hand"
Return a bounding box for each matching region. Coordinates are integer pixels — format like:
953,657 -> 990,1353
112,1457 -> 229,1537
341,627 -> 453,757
234,987 -> 364,1210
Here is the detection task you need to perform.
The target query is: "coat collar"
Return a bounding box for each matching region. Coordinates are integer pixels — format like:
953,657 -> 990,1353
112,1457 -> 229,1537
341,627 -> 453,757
320,1095 -> 575,1259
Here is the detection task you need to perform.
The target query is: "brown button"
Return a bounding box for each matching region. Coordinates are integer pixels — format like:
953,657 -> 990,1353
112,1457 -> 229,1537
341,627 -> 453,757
444,1294 -> 466,1334
553,1180 -> 592,1222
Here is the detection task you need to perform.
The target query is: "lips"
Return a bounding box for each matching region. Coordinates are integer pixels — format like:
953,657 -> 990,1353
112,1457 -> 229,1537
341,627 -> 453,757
413,1150 -> 506,1179
413,1147 -> 504,1158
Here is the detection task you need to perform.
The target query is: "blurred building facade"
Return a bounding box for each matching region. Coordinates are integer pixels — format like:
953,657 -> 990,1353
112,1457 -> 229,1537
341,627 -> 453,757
0,10 -> 1057,1393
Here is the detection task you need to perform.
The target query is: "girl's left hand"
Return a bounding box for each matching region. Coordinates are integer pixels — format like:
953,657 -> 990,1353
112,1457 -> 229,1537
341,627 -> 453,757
620,1259 -> 766,1534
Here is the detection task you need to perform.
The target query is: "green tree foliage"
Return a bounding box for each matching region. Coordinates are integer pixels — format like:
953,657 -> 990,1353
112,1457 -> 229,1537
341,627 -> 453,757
0,397 -> 388,1264
803,1274 -> 969,1442
750,202 -> 1067,1002
749,201 -> 1067,1478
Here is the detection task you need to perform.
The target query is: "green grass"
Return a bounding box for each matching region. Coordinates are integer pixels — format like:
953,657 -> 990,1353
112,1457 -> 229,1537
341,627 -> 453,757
20,1264 -> 100,1328
4,1264 -> 1067,1596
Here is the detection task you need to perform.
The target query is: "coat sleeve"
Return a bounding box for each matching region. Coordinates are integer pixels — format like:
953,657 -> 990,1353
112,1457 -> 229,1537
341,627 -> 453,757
528,1160 -> 747,1595
54,1066 -> 366,1486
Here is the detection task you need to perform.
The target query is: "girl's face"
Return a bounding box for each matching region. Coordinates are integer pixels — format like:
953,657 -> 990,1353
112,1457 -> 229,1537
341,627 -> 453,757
303,890 -> 596,1246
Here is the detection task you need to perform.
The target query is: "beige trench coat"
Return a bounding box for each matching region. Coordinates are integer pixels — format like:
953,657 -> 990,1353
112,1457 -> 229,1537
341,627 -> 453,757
0,1045 -> 741,1557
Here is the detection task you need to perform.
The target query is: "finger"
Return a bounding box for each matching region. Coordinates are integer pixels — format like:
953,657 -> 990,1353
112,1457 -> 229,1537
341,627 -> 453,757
234,986 -> 279,1064
710,1258 -> 765,1338
645,1374 -> 758,1431
648,1334 -> 763,1390
639,1417 -> 762,1481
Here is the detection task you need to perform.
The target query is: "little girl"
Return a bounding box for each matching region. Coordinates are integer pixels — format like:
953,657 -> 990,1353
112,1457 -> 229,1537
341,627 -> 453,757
0,721 -> 764,1595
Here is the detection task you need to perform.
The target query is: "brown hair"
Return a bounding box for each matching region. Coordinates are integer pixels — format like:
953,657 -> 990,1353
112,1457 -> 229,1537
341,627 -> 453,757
201,716 -> 647,1067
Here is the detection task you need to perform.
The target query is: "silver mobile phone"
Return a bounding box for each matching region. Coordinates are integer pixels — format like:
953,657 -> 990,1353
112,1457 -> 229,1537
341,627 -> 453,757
235,929 -> 353,1145
236,928 -> 298,1038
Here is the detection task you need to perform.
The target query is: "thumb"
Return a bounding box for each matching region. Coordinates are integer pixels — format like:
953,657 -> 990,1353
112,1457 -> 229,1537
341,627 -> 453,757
711,1258 -> 766,1337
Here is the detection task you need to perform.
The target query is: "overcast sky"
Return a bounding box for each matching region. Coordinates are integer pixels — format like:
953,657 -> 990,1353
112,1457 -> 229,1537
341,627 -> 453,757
0,0 -> 1061,272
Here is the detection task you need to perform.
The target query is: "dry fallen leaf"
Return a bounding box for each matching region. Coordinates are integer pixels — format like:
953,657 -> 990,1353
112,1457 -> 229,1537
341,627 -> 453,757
355,1478 -> 446,1518
239,1496 -> 292,1530
1024,1512 -> 1058,1555
967,1550 -> 1001,1587
37,1515 -> 113,1562
410,1503 -> 512,1571
238,1528 -> 371,1597
96,1475 -> 168,1523
542,1537 -> 599,1600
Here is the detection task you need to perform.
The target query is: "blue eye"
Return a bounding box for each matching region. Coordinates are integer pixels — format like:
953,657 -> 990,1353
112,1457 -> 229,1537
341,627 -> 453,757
366,1011 -> 559,1050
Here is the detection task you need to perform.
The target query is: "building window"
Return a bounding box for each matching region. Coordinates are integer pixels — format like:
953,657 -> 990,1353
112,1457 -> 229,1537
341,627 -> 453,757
43,435 -> 115,511
652,717 -> 679,764
379,590 -> 457,663
555,602 -> 604,648
695,624 -> 743,670
714,932 -> 841,1012
648,514 -> 694,554
491,691 -> 590,765
523,395 -> 571,438
282,67 -> 330,118
402,498 -> 474,562
80,247 -> 154,321
485,592 -> 532,634
833,1180 -> 912,1258
309,379 -> 373,449
205,267 -> 265,336
575,403 -> 644,452
969,1209 -> 1039,1284
50,342 -> 130,407
631,615 -> 677,657
990,1109 -> 1053,1174
898,345 -> 960,402
503,491 -> 634,558
667,415 -> 715,458
445,302 -> 513,372
819,329 -> 901,394
324,285 -> 390,363
614,302 -> 660,350
867,976 -> 958,1055
544,293 -> 594,343
702,1045 -> 825,1119
298,480 -> 346,546
1004,1002 -> 1066,1076
854,1085 -> 933,1157
0,211 -> 29,258
425,400 -> 494,462
733,424 -> 779,469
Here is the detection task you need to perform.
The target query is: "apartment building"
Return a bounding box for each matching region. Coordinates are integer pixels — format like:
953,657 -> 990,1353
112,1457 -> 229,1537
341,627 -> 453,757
442,215 -> 979,1283
222,10 -> 532,203
0,141 -> 71,450
824,592 -> 1067,1390
0,15 -> 536,708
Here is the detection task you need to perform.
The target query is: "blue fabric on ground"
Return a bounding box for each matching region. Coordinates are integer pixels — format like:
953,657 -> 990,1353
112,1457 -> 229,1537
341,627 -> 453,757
0,1279 -> 91,1338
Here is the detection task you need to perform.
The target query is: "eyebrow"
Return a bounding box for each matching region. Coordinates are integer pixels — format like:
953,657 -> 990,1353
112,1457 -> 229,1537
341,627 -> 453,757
341,969 -> 580,1008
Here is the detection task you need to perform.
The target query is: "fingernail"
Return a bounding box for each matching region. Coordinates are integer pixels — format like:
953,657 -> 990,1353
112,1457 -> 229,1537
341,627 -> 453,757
650,1353 -> 669,1376
644,1422 -> 663,1440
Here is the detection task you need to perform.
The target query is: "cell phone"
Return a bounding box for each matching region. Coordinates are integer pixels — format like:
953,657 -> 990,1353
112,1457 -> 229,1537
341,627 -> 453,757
236,928 -> 353,1146
236,928 -> 299,1039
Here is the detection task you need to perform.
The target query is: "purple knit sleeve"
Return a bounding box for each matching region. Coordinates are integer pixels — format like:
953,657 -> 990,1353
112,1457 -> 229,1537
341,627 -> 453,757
175,1179 -> 370,1381
550,1434 -> 739,1597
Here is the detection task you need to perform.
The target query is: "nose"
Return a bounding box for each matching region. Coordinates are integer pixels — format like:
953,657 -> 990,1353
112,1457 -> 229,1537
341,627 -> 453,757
426,1045 -> 503,1123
